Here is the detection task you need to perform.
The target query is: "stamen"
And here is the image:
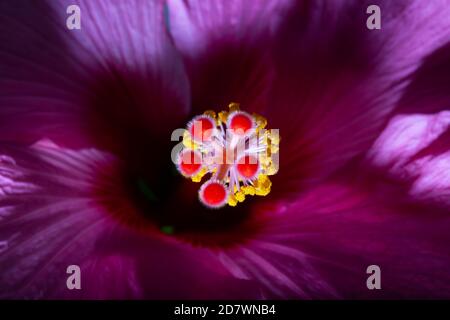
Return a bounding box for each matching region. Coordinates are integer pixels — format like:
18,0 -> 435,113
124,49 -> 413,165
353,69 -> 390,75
188,115 -> 216,142
199,180 -> 229,208
227,111 -> 255,136
175,103 -> 280,208
236,155 -> 260,180
177,149 -> 203,177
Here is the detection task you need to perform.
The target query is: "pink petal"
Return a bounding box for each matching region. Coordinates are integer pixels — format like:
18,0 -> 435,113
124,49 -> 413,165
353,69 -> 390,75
367,111 -> 450,208
67,236 -> 261,299
237,181 -> 450,298
0,0 -> 189,149
0,141 -> 118,298
0,141 -> 260,299
269,0 -> 450,195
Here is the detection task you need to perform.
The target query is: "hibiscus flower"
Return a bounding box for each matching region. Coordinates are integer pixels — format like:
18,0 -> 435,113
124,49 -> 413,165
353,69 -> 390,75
1,0 -> 450,299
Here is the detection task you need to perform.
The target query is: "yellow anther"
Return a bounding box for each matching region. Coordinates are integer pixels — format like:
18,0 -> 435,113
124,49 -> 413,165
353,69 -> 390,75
268,144 -> 279,154
218,111 -> 228,124
227,194 -> 238,206
228,102 -> 240,112
268,131 -> 280,145
255,186 -> 271,196
258,154 -> 278,176
235,190 -> 246,202
259,154 -> 271,166
253,113 -> 267,129
264,161 -> 278,176
259,175 -> 272,187
191,168 -> 208,183
203,110 -> 216,118
254,175 -> 272,196
183,131 -> 197,149
262,131 -> 270,145
242,185 -> 256,196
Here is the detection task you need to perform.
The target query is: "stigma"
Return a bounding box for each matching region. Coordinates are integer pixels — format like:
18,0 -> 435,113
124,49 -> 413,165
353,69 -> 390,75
175,103 -> 280,209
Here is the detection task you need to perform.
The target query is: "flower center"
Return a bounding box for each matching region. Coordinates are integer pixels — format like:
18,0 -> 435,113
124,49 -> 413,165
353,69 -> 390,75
175,103 -> 280,209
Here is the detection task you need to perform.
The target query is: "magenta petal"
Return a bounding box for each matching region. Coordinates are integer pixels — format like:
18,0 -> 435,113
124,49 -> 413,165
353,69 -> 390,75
269,0 -> 450,194
0,141 -> 119,298
367,111 -> 450,209
167,0 -> 294,114
246,182 -> 450,298
0,0 -> 190,148
0,141 -> 262,299
68,233 -> 262,299
0,1 -> 88,146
